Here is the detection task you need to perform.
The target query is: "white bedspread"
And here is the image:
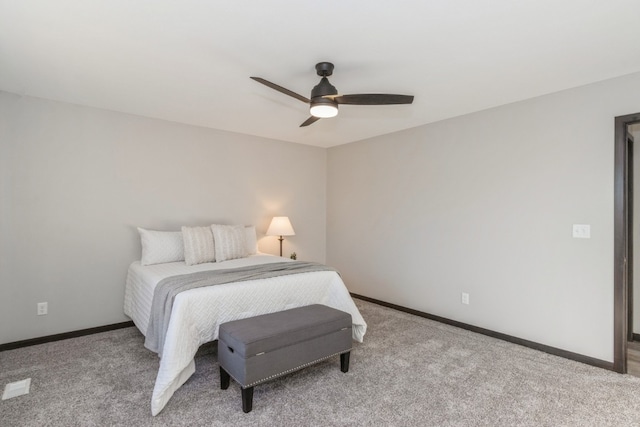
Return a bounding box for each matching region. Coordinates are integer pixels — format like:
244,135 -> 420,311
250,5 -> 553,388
124,254 -> 367,416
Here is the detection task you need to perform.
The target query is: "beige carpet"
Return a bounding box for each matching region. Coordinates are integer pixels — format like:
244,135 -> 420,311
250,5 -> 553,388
2,299 -> 640,426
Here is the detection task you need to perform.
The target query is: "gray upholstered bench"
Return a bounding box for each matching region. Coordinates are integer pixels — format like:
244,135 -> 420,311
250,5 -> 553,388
218,304 -> 353,413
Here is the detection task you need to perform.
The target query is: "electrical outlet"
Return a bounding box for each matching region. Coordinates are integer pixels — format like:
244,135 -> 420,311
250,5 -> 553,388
572,224 -> 591,239
461,292 -> 470,305
37,302 -> 48,316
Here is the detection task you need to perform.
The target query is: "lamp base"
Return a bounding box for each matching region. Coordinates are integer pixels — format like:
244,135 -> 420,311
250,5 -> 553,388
278,236 -> 284,257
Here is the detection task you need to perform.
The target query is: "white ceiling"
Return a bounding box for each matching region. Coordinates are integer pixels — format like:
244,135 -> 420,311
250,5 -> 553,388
2,1 -> 640,148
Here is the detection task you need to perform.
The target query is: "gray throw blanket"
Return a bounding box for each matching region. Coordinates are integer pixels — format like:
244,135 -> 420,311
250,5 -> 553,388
144,261 -> 337,356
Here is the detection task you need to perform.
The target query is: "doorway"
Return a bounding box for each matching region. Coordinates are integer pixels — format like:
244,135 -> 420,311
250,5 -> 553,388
614,113 -> 640,373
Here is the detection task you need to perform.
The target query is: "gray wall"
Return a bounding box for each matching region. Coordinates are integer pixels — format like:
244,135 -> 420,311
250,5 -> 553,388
0,91 -> 326,344
5,70 -> 640,362
327,71 -> 640,363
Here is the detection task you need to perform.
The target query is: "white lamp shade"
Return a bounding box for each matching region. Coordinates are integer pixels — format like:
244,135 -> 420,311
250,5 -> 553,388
266,216 -> 295,236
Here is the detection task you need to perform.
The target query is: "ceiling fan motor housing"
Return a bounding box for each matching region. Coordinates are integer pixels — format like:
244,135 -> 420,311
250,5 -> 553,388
311,77 -> 338,98
310,75 -> 339,117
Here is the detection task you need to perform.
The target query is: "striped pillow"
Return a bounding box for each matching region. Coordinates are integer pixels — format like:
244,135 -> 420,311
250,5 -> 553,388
212,224 -> 248,262
181,226 -> 215,266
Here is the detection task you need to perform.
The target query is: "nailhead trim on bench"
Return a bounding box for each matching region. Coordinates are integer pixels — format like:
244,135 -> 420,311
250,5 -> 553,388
227,348 -> 352,388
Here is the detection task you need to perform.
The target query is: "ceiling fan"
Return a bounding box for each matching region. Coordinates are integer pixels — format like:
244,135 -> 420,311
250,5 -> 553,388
251,62 -> 414,127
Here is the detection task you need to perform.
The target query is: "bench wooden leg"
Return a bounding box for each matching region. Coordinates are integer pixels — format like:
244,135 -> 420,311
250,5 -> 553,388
241,386 -> 254,413
340,351 -> 350,373
220,367 -> 230,390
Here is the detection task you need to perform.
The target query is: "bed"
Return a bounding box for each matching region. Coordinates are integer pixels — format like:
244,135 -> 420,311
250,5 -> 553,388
124,252 -> 367,416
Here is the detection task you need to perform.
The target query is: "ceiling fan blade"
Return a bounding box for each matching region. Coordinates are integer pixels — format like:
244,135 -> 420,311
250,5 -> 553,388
300,116 -> 321,127
250,77 -> 310,104
332,94 -> 414,105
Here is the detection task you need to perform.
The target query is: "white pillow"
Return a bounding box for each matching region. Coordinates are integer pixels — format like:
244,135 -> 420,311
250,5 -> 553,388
137,228 -> 185,266
212,224 -> 248,262
244,225 -> 258,255
181,226 -> 216,266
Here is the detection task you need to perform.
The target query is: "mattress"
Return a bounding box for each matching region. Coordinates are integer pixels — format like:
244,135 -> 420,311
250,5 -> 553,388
124,254 -> 367,415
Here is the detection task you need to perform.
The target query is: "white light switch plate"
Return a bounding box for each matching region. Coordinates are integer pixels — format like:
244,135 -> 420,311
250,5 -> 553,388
572,224 -> 591,239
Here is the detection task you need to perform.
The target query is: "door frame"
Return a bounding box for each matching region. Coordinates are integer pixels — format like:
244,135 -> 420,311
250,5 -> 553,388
614,112 -> 640,373
627,132 -> 635,343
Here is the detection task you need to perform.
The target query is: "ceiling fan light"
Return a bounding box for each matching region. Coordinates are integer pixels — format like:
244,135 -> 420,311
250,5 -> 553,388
310,104 -> 338,118
310,98 -> 338,118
